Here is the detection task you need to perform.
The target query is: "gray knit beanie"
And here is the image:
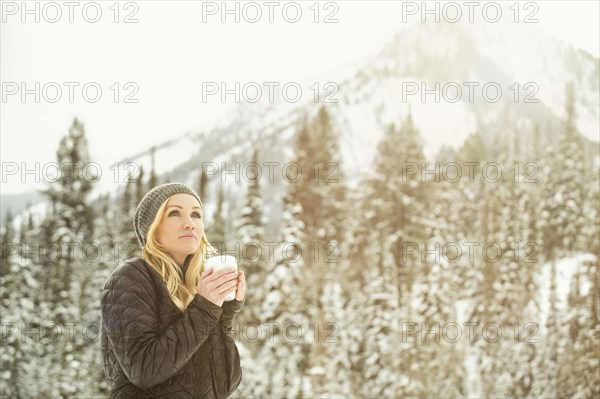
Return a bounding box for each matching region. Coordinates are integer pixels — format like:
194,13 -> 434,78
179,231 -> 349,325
133,182 -> 203,248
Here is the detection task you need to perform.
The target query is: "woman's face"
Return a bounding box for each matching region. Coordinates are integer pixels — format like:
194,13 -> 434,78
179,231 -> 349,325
155,193 -> 204,265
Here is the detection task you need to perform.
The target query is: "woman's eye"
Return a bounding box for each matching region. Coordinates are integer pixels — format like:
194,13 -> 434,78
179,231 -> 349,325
168,210 -> 180,216
193,212 -> 202,219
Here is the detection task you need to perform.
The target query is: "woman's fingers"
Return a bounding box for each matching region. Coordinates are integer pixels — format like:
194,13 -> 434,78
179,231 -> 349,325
201,267 -> 213,278
212,270 -> 238,288
205,269 -> 238,292
202,266 -> 235,283
212,266 -> 236,276
218,278 -> 239,294
236,271 -> 245,300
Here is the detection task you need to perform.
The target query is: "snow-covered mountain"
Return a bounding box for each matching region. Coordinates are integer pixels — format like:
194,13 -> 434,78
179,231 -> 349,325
3,20 -> 599,230
131,21 -> 598,229
132,20 -> 599,183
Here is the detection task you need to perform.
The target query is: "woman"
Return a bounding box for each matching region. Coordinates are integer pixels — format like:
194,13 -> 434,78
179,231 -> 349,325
101,182 -> 246,398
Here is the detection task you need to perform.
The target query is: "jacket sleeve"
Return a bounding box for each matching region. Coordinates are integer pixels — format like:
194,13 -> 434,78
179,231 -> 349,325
219,298 -> 245,330
101,262 -> 224,389
211,299 -> 245,398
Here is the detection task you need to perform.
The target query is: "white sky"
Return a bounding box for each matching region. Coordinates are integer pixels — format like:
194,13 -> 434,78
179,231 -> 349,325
1,0 -> 599,194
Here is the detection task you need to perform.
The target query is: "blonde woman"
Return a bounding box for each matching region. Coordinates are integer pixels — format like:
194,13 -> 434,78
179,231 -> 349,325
101,182 -> 246,398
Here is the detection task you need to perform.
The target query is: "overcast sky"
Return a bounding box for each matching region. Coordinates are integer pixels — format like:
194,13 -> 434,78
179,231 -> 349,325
1,1 -> 598,194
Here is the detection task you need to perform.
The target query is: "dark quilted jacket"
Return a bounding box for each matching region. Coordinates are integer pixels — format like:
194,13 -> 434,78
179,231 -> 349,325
101,257 -> 244,398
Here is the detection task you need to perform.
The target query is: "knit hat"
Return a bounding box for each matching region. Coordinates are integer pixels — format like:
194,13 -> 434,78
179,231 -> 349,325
133,182 -> 203,248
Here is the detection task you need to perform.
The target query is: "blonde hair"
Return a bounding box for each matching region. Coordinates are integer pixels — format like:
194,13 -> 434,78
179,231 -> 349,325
142,198 -> 216,312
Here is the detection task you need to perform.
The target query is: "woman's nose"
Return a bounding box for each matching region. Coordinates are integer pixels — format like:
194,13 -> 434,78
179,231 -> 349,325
182,216 -> 195,229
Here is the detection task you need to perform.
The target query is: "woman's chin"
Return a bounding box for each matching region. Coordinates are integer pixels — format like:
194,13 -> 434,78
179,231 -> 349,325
179,245 -> 200,256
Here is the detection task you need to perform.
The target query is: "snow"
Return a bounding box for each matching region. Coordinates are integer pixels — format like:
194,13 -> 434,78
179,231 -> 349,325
538,252 -> 598,333
464,346 -> 482,398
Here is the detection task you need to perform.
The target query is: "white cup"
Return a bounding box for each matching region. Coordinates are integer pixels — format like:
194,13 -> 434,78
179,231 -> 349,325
204,255 -> 238,301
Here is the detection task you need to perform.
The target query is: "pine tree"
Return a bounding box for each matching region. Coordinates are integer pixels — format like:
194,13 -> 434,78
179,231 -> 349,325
313,278 -> 353,397
451,130 -> 490,321
541,82 -> 587,259
559,258 -> 600,397
526,122 -> 546,288
233,146 -> 268,345
81,194 -> 116,396
119,180 -> 133,234
411,185 -> 466,397
367,112 -> 430,306
311,217 -> 352,397
465,126 -> 543,397
532,262 -> 562,397
0,209 -> 14,276
40,118 -> 96,313
311,107 -> 346,247
0,253 -> 41,397
207,184 -> 226,251
148,146 -> 158,190
359,233 -> 403,397
119,178 -> 138,246
18,210 -> 28,244
197,168 -> 209,203
581,168 -> 600,256
36,205 -> 57,306
258,193 -> 312,398
333,188 -> 371,395
287,116 -> 313,220
1,200 -> 51,396
36,118 -> 98,396
286,107 -> 347,374
339,111 -> 434,397
454,131 -> 488,249
287,107 -> 346,246
0,209 -> 20,397
135,165 -> 146,204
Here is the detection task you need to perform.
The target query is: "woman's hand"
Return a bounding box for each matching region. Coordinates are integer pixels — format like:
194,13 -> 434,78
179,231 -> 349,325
196,267 -> 239,307
235,270 -> 245,301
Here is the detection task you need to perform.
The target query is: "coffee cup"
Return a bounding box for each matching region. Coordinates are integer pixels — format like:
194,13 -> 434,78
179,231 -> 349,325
204,255 -> 238,301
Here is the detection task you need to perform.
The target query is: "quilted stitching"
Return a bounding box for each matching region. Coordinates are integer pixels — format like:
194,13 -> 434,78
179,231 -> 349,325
101,257 -> 244,398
